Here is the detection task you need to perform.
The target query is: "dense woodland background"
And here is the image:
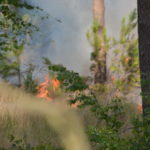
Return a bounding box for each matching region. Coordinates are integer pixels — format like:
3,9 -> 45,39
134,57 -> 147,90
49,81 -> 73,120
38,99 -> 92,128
0,0 -> 150,150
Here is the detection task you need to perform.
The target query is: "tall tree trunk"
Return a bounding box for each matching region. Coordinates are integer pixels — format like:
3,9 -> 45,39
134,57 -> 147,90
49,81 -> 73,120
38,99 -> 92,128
138,0 -> 150,116
93,0 -> 105,26
93,0 -> 106,83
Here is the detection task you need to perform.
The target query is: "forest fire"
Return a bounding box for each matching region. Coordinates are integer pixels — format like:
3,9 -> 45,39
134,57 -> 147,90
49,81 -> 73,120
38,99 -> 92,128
36,75 -> 52,101
36,75 -> 60,101
36,75 -> 80,108
51,78 -> 61,91
71,101 -> 80,108
137,104 -> 143,113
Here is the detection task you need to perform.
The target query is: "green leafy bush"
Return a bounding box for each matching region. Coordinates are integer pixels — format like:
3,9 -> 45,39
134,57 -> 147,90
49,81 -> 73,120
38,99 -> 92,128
43,57 -> 88,92
0,135 -> 63,150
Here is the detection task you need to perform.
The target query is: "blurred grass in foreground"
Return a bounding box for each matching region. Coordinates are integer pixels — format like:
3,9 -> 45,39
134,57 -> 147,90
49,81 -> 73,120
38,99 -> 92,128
0,82 -> 91,150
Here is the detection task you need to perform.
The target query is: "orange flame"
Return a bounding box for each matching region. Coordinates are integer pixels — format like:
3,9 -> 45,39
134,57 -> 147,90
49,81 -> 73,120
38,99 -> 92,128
124,57 -> 130,64
37,75 -> 52,101
137,104 -> 143,113
37,75 -> 80,109
71,101 -> 80,108
51,78 -> 61,91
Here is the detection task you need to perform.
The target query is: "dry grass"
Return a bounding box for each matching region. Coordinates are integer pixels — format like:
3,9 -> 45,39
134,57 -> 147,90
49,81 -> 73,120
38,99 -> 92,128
0,82 -> 91,150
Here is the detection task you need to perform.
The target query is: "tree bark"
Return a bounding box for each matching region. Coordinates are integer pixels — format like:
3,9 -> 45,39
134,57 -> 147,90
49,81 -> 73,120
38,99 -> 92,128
93,0 -> 105,26
138,0 -> 150,116
93,0 -> 106,83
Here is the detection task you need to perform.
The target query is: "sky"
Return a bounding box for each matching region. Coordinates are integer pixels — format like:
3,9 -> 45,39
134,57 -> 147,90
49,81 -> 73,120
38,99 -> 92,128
24,0 -> 137,76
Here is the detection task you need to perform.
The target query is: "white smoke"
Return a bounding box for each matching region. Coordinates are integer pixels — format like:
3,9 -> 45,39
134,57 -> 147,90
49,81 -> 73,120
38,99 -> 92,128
24,0 -> 92,76
105,0 -> 137,37
23,0 -> 137,76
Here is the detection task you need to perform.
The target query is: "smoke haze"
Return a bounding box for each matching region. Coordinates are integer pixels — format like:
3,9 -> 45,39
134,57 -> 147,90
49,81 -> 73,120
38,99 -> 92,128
105,0 -> 137,37
24,0 -> 137,76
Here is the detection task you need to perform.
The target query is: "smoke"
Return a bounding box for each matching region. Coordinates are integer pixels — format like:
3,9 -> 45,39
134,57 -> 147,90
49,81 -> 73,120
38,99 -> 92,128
105,0 -> 137,67
23,0 -> 92,76
0,82 -> 91,149
105,0 -> 137,37
22,0 -> 137,77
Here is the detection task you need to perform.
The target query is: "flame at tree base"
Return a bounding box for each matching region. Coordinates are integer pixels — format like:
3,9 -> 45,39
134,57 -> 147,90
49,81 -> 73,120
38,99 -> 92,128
36,75 -> 80,108
36,75 -> 60,102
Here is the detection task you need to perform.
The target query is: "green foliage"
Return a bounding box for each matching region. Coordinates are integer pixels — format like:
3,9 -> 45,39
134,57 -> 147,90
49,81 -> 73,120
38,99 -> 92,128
23,73 -> 37,94
70,93 -> 129,150
71,92 -> 150,150
69,83 -> 150,150
129,112 -> 150,150
23,64 -> 37,94
0,0 -> 38,10
87,19 -> 110,73
88,127 -> 129,150
0,135 -> 63,150
91,98 -> 125,131
90,83 -> 108,94
0,7 -> 149,150
0,1 -> 43,85
43,57 -> 88,92
69,12 -> 143,148
8,135 -> 29,150
111,9 -> 139,90
87,9 -> 139,89
71,94 -> 124,131
69,92 -> 97,108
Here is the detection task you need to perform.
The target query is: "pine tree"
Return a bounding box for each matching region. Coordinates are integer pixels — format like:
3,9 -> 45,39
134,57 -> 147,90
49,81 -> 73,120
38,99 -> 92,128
92,0 -> 107,83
